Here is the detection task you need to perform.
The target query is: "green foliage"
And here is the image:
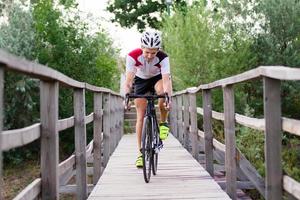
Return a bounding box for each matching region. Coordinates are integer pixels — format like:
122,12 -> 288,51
162,3 -> 256,112
1,0 -> 120,165
0,4 -> 39,130
106,0 -> 187,32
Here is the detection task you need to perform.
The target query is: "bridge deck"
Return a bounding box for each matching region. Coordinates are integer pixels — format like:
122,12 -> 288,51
88,134 -> 230,200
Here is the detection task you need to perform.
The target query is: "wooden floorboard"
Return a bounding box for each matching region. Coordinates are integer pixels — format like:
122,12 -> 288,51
88,134 -> 231,200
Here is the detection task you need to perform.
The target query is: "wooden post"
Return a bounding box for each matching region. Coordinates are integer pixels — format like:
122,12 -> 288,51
40,81 -> 59,199
169,97 -> 176,137
74,88 -> 87,200
203,89 -> 214,177
111,95 -> 116,153
177,95 -> 183,144
173,96 -> 178,138
189,93 -> 199,161
103,93 -> 111,167
109,95 -> 114,154
263,77 -> 282,200
0,67 -> 4,200
119,97 -> 124,141
223,85 -> 236,200
117,98 -> 122,142
93,92 -> 103,184
183,93 -> 190,151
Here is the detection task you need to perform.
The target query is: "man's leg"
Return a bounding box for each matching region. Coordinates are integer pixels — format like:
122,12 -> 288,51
155,80 -> 170,140
134,98 -> 146,167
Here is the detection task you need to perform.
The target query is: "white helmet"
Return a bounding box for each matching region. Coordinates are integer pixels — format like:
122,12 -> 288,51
141,30 -> 162,49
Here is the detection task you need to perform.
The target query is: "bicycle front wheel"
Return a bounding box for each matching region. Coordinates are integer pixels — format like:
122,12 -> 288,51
152,120 -> 159,175
142,117 -> 152,183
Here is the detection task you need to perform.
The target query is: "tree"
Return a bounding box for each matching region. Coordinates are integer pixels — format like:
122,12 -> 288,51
0,0 -> 120,164
106,0 -> 187,32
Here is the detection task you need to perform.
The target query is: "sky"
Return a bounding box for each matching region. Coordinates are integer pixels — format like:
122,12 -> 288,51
77,0 -> 141,57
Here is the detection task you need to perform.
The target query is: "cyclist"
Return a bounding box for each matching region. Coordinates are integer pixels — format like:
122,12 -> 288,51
124,29 -> 173,168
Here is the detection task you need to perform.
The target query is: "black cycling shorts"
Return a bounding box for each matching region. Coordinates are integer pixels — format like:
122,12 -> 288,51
133,74 -> 162,95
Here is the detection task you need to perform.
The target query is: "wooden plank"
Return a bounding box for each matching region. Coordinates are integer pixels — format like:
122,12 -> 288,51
283,175 -> 300,200
222,85 -> 236,199
195,66 -> 300,91
93,92 -> 103,184
86,140 -> 93,158
197,107 -> 265,131
1,123 -> 40,151
85,83 -> 121,97
59,155 -> 75,177
74,88 -> 87,199
59,184 -> 94,194
189,93 -> 199,161
58,116 -> 74,131
85,113 -> 94,124
88,134 -> 230,200
203,89 -> 214,176
183,94 -> 190,151
282,117 -> 300,137
0,67 -> 4,200
0,49 -> 84,88
198,131 -> 249,182
13,178 -> 41,200
177,95 -> 184,143
263,77 -> 282,200
237,150 -> 265,197
217,181 -> 255,190
59,167 -> 74,186
103,93 -> 111,167
261,66 -> 300,81
40,81 -> 59,199
199,67 -> 261,90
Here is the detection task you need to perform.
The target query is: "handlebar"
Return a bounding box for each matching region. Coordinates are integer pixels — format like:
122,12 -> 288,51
125,93 -> 170,110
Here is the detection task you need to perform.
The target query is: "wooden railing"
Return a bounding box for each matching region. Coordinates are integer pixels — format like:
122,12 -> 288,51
170,66 -> 300,200
0,49 -> 124,200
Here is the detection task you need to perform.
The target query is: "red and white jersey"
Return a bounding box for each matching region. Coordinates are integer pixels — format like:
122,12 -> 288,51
126,48 -> 170,79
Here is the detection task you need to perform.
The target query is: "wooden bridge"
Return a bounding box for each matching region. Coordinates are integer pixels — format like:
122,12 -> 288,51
0,49 -> 300,200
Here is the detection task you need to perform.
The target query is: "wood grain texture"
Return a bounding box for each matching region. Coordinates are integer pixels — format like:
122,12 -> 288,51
40,81 -> 59,199
223,85 -> 237,199
263,77 -> 282,200
74,88 -> 87,199
88,134 -> 230,200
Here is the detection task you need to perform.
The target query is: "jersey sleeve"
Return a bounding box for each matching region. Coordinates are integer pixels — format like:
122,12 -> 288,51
160,57 -> 170,75
125,55 -> 137,74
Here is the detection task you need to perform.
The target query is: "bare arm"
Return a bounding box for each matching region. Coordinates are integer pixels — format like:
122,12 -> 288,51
162,74 -> 172,97
124,71 -> 135,95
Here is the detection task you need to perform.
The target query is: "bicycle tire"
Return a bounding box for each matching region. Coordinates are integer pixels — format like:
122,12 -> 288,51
142,117 -> 152,183
152,119 -> 159,175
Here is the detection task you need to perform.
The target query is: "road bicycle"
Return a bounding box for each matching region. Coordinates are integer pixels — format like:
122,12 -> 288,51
125,93 -> 169,183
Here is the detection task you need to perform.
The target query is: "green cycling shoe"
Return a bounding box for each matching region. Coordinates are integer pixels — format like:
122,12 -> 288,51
135,153 -> 143,168
159,122 -> 169,140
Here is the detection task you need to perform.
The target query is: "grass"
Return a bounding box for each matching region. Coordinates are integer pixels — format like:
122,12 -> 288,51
3,160 -> 40,199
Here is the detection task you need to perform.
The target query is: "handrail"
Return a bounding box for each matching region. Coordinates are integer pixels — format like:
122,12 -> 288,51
170,65 -> 300,200
0,49 -> 122,97
0,49 -> 125,199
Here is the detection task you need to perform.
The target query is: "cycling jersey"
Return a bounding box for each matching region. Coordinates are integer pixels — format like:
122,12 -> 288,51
126,48 -> 170,79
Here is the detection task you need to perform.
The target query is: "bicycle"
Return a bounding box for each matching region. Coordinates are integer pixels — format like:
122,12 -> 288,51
125,93 -> 169,183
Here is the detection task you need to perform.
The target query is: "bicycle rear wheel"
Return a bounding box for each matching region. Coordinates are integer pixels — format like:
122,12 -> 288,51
142,117 -> 152,183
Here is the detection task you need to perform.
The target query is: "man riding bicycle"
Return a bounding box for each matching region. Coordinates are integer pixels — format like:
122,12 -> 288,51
124,29 -> 173,168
